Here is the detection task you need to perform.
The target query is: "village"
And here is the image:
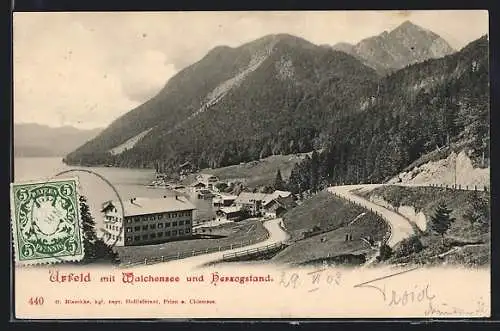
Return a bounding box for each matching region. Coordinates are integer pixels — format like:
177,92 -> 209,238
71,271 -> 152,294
100,170 -> 297,249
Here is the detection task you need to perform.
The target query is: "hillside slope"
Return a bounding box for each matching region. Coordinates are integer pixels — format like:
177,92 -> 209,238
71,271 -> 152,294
287,35 -> 489,193
64,34 -> 379,168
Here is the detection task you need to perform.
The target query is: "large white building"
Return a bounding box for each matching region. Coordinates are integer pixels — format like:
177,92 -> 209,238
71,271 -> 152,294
101,195 -> 196,246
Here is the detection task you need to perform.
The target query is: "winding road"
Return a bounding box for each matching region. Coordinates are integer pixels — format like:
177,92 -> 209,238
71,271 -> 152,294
138,218 -> 289,269
327,184 -> 414,247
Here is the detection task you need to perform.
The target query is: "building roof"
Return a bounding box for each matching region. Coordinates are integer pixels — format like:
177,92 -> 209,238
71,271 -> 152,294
263,195 -> 297,210
196,173 -> 219,181
191,182 -> 206,188
263,190 -> 293,206
219,206 -> 243,214
234,192 -> 272,204
105,196 -> 196,217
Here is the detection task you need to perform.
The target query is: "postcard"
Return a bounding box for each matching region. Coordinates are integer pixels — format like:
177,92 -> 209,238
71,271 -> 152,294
11,10 -> 490,319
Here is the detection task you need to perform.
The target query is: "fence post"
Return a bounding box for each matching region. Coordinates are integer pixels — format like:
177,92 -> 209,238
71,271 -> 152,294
230,244 -> 233,249
177,252 -> 180,258
161,256 -> 164,262
144,258 -> 147,264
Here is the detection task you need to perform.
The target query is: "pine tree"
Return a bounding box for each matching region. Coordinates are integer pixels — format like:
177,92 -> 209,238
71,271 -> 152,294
463,192 -> 490,230
310,150 -> 319,192
79,195 -> 119,264
274,169 -> 285,191
429,202 -> 456,243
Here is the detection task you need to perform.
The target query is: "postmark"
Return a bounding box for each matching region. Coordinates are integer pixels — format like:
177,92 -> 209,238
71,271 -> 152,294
10,177 -> 84,265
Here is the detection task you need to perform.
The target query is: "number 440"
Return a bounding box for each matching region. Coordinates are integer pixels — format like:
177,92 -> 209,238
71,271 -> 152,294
28,297 -> 44,305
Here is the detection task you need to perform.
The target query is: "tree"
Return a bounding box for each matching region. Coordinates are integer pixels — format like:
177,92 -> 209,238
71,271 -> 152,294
274,169 -> 286,191
377,243 -> 393,262
394,235 -> 424,258
463,192 -> 490,230
310,150 -> 319,192
79,195 -> 119,264
429,202 -> 456,243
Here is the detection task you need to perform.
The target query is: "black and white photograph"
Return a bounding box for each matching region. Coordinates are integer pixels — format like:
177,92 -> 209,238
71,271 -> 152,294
11,10 -> 490,318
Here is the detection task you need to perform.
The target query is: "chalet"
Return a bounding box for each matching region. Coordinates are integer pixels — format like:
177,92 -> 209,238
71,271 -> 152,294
196,174 -> 219,190
191,182 -> 207,189
263,196 -> 297,218
213,194 -> 238,209
262,190 -> 292,206
197,189 -> 215,200
216,206 -> 243,222
234,192 -> 270,216
101,195 -> 196,246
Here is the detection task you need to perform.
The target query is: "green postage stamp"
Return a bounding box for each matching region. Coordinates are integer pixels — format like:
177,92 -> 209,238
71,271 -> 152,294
10,177 -> 84,265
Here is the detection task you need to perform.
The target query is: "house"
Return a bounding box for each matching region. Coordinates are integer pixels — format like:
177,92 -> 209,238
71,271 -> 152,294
191,182 -> 206,189
101,195 -> 196,246
233,192 -> 270,216
216,206 -> 243,222
197,189 -> 215,200
213,194 -> 238,209
196,174 -> 219,190
263,196 -> 297,218
262,190 -> 292,205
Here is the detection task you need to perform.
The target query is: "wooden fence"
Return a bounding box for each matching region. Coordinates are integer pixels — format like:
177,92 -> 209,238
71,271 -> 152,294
119,236 -> 269,268
222,241 -> 287,261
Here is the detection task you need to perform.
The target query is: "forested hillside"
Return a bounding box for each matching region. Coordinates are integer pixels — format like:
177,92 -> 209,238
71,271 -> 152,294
65,32 -> 488,192
64,34 -> 379,168
287,35 -> 489,193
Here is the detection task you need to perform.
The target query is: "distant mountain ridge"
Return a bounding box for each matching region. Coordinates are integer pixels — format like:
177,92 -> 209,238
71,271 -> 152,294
332,20 -> 456,75
14,123 -> 102,157
64,30 -> 488,189
65,33 -> 379,168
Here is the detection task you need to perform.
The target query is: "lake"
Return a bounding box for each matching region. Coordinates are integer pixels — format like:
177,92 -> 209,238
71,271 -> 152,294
13,157 -> 180,231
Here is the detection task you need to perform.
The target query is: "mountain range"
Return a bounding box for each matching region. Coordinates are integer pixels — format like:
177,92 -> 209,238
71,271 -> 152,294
331,20 -> 455,75
14,123 -> 102,157
63,21 -> 489,186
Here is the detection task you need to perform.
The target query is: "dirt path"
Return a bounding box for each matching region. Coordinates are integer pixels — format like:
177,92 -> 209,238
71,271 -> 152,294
137,218 -> 289,270
327,185 -> 414,248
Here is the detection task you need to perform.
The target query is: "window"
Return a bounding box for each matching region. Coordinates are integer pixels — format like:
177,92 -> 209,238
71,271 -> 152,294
158,223 -> 163,228
179,229 -> 184,235
185,220 -> 191,225
172,230 -> 177,236
134,235 -> 140,241
142,235 -> 148,240
134,226 -> 140,231
142,225 -> 148,231
150,224 -> 156,230
165,231 -> 171,237
165,223 -> 171,227
126,236 -> 132,243
186,229 -> 191,233
179,220 -> 184,226
134,217 -> 140,223
172,221 -> 178,227
150,233 -> 156,239
158,232 -> 163,237
172,213 -> 177,218
126,219 -> 132,224
126,227 -> 132,233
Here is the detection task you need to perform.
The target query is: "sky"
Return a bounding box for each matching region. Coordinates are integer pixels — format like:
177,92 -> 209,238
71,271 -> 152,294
13,10 -> 489,130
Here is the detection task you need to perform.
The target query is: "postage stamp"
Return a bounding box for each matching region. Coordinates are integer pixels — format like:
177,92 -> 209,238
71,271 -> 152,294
10,177 -> 84,265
